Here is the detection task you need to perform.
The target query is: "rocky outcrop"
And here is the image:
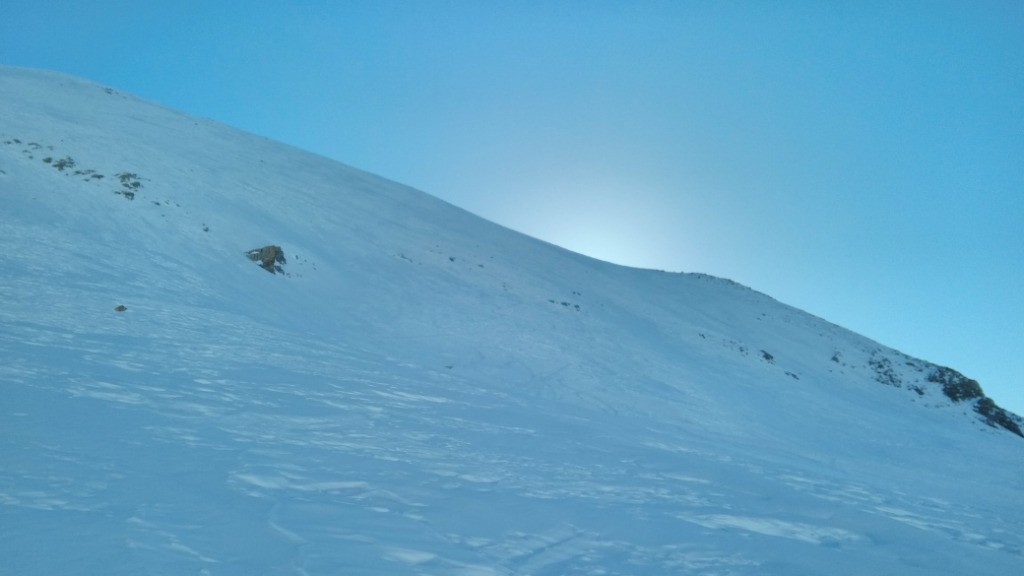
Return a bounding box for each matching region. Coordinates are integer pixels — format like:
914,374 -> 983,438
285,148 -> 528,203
976,397 -> 1023,437
928,366 -> 1022,437
246,245 -> 286,274
928,366 -> 984,402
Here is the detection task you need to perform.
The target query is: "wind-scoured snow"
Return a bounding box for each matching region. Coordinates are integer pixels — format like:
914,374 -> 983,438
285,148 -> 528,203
2,66 -> 1022,575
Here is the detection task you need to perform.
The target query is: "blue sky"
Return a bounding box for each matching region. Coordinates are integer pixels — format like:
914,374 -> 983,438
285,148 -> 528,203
3,1 -> 1022,415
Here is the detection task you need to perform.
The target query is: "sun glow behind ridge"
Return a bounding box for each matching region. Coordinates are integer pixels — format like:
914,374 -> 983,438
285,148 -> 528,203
484,168 -> 711,272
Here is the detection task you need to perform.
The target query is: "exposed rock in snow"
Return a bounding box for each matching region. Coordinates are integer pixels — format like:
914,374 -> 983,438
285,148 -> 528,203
246,245 -> 286,274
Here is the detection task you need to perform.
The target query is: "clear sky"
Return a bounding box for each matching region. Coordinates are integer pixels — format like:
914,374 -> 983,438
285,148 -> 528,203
3,1 -> 1022,415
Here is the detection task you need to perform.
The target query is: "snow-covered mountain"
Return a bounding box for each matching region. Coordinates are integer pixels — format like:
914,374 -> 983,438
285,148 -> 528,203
2,66 -> 1021,575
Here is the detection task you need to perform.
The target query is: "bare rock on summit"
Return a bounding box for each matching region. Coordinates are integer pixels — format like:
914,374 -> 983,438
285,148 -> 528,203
928,365 -> 1024,437
246,245 -> 286,274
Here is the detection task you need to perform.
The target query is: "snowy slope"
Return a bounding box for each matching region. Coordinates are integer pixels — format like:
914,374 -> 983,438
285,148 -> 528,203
1,66 -> 1022,575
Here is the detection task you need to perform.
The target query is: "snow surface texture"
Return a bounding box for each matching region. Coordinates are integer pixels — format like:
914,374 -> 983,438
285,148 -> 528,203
2,66 -> 1022,575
